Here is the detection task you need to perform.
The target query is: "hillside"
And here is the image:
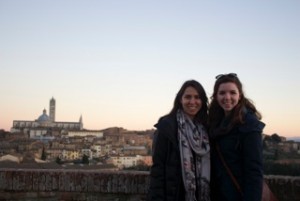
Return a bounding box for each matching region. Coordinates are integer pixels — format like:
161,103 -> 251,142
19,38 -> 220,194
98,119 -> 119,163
287,137 -> 300,142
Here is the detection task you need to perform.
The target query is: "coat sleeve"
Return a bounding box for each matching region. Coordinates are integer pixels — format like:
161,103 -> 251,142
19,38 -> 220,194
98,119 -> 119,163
240,119 -> 264,201
147,129 -> 168,201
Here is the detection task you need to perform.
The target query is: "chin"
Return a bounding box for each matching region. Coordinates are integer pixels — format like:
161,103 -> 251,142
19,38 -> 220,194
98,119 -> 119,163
224,109 -> 233,114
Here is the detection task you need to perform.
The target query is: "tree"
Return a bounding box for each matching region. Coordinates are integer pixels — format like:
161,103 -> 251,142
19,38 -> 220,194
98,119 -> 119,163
262,139 -> 268,149
41,147 -> 47,161
55,156 -> 62,164
82,154 -> 89,164
274,149 -> 279,160
271,134 -> 282,143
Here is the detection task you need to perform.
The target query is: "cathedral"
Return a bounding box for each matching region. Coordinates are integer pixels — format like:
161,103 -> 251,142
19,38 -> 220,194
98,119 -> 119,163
11,97 -> 83,137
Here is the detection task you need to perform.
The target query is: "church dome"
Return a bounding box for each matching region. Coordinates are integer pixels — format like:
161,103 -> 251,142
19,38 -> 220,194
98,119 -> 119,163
37,109 -> 50,122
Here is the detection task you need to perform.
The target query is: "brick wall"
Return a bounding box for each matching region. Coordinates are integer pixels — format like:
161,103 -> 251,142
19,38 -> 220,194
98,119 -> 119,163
0,169 -> 299,201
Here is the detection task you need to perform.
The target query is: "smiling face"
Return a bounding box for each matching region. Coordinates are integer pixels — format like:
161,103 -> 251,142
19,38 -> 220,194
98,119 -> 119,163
216,82 -> 240,116
180,86 -> 202,119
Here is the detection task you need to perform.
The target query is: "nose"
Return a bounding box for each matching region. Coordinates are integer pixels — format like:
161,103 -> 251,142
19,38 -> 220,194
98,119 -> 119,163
189,97 -> 197,104
224,93 -> 230,99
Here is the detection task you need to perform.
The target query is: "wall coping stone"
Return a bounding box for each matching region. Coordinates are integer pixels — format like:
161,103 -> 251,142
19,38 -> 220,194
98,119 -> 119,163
0,169 -> 300,201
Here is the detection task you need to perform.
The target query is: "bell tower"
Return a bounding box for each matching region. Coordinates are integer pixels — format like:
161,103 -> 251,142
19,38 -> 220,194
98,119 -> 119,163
49,97 -> 56,122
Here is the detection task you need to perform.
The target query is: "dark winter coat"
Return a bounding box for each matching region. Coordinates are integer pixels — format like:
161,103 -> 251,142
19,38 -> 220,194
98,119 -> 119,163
210,111 -> 265,201
147,114 -> 185,201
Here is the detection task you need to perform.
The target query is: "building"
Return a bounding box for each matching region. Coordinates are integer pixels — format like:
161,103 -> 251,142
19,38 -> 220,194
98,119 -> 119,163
123,145 -> 148,155
109,155 -> 140,169
11,97 -> 83,136
68,131 -> 103,138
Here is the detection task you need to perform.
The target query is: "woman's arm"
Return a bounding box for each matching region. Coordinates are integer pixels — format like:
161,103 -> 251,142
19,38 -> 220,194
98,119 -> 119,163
148,129 -> 168,201
242,130 -> 263,201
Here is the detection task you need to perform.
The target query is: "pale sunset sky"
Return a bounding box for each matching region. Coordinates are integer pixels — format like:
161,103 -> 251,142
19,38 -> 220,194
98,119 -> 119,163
0,0 -> 299,137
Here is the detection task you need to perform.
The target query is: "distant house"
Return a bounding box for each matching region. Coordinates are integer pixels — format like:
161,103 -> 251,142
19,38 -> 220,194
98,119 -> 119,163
62,149 -> 80,161
108,155 -> 151,169
279,141 -> 300,153
123,145 -> 148,155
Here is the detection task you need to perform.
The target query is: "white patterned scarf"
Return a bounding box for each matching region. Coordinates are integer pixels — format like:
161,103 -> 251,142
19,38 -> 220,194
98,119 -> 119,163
177,109 -> 211,201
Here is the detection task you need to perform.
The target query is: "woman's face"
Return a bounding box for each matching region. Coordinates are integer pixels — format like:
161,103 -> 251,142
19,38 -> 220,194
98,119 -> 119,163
216,82 -> 240,116
180,86 -> 202,119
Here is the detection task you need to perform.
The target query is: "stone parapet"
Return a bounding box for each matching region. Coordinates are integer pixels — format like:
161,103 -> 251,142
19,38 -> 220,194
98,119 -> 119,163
265,175 -> 300,201
0,169 -> 299,201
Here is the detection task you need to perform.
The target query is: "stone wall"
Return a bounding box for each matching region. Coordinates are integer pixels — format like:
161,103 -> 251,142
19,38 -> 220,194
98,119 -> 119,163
0,169 -> 299,201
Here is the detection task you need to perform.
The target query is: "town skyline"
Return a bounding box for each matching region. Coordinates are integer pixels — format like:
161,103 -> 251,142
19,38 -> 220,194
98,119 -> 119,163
1,1 -> 299,137
1,96 -> 299,139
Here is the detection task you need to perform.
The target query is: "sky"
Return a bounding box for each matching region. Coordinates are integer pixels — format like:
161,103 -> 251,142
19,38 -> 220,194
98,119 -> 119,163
0,0 -> 299,137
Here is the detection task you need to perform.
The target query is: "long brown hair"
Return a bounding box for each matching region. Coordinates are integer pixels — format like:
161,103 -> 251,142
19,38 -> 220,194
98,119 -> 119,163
208,74 -> 261,129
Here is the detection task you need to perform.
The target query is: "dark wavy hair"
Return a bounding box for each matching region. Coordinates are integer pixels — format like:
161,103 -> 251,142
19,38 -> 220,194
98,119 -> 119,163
208,74 -> 261,129
168,80 -> 208,126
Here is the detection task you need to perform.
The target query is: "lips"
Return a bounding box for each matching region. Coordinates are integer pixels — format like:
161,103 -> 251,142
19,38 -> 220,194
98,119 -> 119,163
186,106 -> 200,115
187,106 -> 199,110
223,104 -> 232,109
223,103 -> 231,107
222,101 -> 231,107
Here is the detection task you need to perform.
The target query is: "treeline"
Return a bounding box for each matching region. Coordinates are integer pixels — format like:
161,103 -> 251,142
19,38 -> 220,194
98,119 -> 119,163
262,133 -> 300,176
263,161 -> 300,176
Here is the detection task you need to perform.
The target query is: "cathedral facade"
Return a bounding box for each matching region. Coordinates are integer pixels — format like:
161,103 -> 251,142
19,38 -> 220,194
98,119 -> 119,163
11,97 -> 83,137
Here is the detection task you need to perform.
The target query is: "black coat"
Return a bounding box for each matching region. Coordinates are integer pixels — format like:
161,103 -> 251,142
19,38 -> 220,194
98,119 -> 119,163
210,111 -> 265,201
147,114 -> 185,201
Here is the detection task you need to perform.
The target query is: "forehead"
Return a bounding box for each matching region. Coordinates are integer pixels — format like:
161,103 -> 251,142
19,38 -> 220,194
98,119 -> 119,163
183,86 -> 199,94
218,82 -> 238,91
